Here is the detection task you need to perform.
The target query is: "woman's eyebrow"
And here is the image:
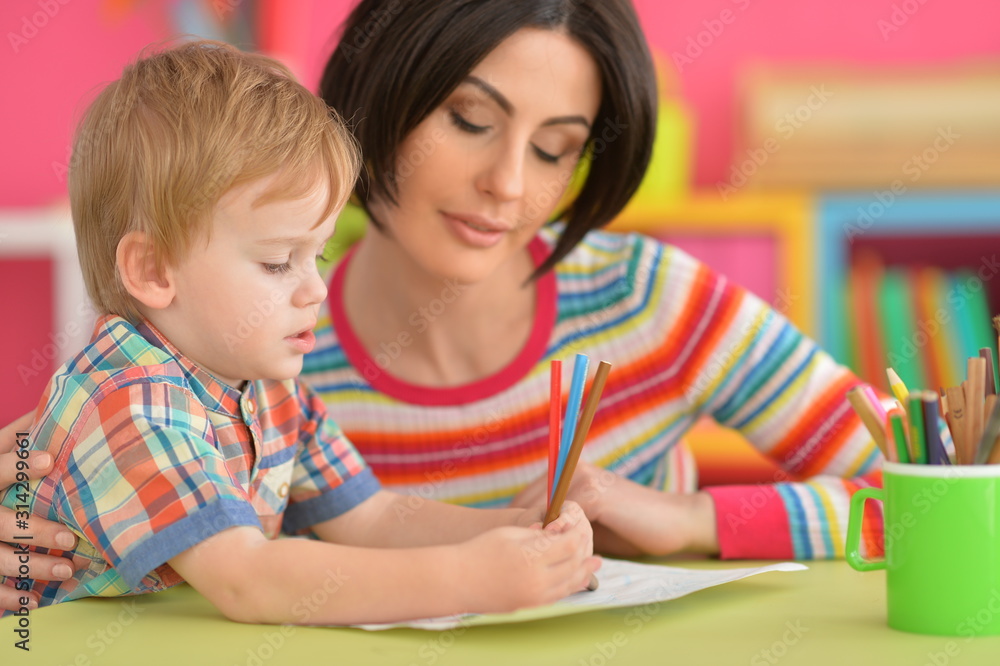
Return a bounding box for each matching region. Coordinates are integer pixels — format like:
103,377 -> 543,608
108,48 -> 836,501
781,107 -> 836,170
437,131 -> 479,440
462,76 -> 591,129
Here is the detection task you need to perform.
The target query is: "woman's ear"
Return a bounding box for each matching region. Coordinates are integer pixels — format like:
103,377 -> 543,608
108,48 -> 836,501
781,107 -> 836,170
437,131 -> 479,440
116,231 -> 175,310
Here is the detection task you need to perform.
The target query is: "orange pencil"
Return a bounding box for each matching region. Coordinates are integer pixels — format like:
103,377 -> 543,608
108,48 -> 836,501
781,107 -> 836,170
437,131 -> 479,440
544,361 -> 611,526
546,360 -> 562,511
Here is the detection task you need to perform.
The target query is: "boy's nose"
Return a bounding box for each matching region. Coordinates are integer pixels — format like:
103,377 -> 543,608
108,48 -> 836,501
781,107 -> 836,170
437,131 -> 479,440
293,265 -> 328,308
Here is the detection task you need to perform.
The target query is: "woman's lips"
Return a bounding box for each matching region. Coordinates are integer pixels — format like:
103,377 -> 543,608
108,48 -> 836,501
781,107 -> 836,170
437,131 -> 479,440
442,212 -> 508,248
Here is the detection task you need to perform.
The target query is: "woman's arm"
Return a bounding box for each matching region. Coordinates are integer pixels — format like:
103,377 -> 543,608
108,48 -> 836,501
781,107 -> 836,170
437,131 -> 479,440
0,411 -> 79,611
514,248 -> 882,560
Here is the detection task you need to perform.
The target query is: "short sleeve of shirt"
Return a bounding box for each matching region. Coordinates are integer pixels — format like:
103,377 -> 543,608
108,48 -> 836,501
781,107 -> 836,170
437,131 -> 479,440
54,381 -> 262,588
281,380 -> 380,533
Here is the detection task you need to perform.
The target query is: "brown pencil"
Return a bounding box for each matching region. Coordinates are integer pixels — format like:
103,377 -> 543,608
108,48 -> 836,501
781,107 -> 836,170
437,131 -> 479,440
544,361 -> 611,527
543,360 -> 610,593
982,398 -> 1000,464
944,385 -> 969,463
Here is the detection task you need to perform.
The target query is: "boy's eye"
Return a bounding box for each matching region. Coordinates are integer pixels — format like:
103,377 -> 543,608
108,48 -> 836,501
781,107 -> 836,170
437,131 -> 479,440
263,262 -> 292,275
449,109 -> 489,134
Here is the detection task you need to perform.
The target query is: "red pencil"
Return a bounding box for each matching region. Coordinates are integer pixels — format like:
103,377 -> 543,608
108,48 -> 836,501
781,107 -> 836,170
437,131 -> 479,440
547,360 -> 561,510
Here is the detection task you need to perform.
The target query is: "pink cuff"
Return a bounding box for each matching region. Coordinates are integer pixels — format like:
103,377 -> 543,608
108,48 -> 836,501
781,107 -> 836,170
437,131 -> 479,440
705,485 -> 794,559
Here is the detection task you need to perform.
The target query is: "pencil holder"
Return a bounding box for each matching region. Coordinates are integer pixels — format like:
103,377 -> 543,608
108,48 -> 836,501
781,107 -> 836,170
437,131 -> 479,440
846,462 -> 1000,636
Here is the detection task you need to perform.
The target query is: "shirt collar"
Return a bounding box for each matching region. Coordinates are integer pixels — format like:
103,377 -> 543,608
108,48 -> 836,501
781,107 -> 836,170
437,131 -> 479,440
116,315 -> 246,416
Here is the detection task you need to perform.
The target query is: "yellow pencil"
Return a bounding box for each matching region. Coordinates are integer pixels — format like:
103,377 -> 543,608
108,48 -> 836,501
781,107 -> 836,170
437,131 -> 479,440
886,367 -> 909,406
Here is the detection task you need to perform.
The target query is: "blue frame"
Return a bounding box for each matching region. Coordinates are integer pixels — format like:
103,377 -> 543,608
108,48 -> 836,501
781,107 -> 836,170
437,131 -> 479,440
816,192 -> 1000,363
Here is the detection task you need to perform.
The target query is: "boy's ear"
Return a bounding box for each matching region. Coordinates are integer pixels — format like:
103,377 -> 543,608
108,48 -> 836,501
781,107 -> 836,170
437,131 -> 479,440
116,231 -> 175,310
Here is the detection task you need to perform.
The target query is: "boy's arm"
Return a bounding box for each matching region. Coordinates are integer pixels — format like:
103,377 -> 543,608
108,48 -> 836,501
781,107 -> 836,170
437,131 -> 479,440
171,518 -> 598,625
285,383 -> 549,547
309,489 -> 580,547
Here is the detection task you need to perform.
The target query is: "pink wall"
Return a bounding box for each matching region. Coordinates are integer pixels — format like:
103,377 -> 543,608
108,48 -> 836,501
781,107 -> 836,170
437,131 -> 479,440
1,0 -> 999,422
3,0 -> 999,207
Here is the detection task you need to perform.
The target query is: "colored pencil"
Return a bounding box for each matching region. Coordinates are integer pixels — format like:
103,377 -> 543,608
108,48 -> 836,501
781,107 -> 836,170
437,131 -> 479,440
944,385 -> 969,463
976,396 -> 1000,465
886,367 -> 909,405
547,360 -> 562,511
921,391 -> 950,465
908,394 -> 928,464
545,361 -> 611,527
545,361 -> 611,594
980,348 -> 998,397
553,354 -> 589,501
966,358 -> 986,455
887,408 -> 910,464
846,386 -> 889,458
861,385 -> 888,420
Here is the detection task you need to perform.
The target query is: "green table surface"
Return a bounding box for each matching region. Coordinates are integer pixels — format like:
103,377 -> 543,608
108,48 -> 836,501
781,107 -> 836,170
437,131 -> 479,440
3,559 -> 1000,666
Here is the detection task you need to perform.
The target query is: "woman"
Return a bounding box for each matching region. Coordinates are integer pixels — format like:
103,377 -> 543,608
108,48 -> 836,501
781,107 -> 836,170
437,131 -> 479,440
305,0 -> 880,558
1,0 -> 882,611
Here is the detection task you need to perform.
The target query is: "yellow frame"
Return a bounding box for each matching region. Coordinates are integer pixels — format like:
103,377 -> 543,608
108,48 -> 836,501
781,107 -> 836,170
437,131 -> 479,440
609,191 -> 816,336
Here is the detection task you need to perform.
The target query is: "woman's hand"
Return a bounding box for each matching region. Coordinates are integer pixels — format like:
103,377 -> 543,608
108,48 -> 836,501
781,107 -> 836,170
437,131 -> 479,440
0,411 -> 78,612
511,462 -> 720,557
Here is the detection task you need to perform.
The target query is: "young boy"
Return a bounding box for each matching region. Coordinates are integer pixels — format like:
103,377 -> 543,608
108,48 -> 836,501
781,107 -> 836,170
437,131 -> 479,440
0,41 -> 598,625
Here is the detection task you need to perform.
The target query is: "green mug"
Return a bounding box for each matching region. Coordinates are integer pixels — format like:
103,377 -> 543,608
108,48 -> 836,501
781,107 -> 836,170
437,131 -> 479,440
846,461 -> 1000,636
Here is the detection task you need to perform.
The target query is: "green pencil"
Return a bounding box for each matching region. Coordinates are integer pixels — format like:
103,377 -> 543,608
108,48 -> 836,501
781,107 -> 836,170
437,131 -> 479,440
908,394 -> 928,464
888,408 -> 910,464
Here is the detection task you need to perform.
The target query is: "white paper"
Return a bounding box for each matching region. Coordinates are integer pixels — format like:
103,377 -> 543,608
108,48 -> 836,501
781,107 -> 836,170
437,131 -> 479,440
354,559 -> 807,631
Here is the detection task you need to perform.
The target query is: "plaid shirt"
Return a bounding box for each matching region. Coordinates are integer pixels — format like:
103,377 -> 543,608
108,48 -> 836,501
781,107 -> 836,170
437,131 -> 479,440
1,315 -> 378,610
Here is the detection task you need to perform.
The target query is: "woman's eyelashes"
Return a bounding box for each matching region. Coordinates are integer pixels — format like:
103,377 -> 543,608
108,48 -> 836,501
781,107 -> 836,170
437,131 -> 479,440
449,109 -> 489,134
448,108 -> 574,164
532,145 -> 560,163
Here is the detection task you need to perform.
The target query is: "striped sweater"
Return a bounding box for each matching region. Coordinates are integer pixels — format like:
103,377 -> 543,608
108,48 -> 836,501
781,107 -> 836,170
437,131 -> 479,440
302,227 -> 885,559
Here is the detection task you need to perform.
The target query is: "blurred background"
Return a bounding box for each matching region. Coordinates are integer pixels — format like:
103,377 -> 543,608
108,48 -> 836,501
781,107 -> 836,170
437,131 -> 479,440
2,0 -> 999,484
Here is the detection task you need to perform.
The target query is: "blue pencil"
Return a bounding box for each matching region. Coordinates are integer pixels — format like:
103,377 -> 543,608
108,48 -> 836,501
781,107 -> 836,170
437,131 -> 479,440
921,391 -> 951,465
552,353 -> 589,502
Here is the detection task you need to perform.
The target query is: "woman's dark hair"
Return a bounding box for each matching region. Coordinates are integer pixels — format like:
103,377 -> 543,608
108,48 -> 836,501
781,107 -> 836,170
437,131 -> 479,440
320,0 -> 656,276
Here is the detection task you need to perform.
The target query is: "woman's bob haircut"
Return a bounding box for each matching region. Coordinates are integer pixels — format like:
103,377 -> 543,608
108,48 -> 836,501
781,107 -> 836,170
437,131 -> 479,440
320,0 -> 657,277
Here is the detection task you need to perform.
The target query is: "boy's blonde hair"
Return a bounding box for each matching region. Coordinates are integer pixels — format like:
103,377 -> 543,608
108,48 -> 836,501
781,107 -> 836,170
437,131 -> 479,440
70,40 -> 360,322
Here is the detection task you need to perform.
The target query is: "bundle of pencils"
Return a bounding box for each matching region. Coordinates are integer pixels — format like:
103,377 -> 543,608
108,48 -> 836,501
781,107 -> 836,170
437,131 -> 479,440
546,354 -> 611,523
545,354 -> 610,592
846,315 -> 1000,465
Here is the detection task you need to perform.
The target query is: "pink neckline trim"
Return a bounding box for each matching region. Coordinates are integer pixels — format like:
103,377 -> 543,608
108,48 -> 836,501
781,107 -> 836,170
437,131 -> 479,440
329,237 -> 556,406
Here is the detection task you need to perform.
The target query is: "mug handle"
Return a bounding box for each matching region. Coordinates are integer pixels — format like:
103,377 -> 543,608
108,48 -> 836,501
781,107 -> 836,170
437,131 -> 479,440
845,487 -> 886,572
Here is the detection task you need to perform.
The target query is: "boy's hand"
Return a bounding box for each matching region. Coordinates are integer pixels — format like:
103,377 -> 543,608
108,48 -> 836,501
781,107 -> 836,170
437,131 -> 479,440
0,411 -> 79,612
457,508 -> 599,614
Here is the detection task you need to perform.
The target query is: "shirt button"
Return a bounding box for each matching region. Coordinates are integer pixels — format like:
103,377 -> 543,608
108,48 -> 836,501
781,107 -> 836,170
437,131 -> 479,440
246,399 -> 256,415
278,482 -> 289,498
